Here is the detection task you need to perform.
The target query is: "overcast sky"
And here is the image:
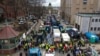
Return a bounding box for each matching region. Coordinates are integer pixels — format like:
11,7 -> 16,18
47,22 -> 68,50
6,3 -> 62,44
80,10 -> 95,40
43,0 -> 60,7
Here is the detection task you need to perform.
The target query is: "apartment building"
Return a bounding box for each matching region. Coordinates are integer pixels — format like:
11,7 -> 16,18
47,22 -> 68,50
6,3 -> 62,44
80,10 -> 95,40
97,0 -> 100,12
60,0 -> 66,19
75,13 -> 100,34
61,0 -> 99,25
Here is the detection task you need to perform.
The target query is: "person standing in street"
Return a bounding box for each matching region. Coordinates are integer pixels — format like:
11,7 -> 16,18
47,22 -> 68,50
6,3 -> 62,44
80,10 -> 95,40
59,43 -> 63,53
67,53 -> 70,56
19,52 -> 22,56
25,52 -> 28,56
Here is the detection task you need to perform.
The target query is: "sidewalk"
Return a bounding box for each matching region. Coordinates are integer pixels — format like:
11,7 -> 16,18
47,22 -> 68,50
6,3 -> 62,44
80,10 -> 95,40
0,50 -> 25,56
11,50 -> 25,56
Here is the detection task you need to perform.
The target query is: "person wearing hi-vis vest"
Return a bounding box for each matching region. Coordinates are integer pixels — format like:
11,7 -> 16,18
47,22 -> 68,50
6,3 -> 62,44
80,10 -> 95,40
45,43 -> 50,52
49,45 -> 55,52
59,43 -> 63,53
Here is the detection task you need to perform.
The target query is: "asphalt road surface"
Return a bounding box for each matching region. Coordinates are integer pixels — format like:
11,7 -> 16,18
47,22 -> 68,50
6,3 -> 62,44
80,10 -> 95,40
41,49 -> 73,56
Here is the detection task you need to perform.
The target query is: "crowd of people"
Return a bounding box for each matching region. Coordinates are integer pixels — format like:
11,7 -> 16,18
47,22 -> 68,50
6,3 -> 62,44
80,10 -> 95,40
38,38 -> 86,56
16,28 -> 92,56
18,33 -> 88,56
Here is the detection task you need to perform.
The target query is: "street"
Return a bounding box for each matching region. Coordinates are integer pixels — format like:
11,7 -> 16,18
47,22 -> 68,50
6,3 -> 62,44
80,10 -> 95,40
0,0 -> 100,56
8,17 -> 74,56
0,15 -> 99,56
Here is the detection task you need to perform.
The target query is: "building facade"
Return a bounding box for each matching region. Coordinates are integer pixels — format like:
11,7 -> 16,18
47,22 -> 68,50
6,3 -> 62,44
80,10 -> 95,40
61,0 -> 99,24
75,13 -> 100,34
97,0 -> 100,12
60,0 -> 66,20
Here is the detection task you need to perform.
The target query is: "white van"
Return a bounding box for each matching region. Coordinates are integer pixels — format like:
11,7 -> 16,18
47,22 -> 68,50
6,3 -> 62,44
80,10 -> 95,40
62,33 -> 70,42
53,29 -> 61,42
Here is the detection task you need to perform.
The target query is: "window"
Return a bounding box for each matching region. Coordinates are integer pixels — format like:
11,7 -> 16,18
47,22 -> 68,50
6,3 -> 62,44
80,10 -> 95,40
90,27 -> 93,31
92,19 -> 94,22
83,0 -> 87,1
94,27 -> 96,31
90,8 -> 93,9
99,19 -> 100,22
76,8 -> 79,10
83,8 -> 86,9
83,0 -> 87,5
95,19 -> 98,22
98,27 -> 100,31
83,2 -> 87,4
83,8 -> 86,10
76,8 -> 79,12
30,53 -> 37,56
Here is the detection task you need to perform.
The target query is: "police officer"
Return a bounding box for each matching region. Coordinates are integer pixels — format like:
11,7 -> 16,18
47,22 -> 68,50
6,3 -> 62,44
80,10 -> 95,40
24,43 -> 28,52
81,53 -> 85,56
80,39 -> 85,46
45,43 -> 49,52
59,43 -> 63,53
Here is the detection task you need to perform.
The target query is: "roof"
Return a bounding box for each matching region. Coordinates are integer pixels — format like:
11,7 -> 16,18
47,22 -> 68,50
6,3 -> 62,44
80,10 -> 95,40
53,29 -> 61,37
62,33 -> 70,39
54,37 -> 61,41
53,29 -> 60,33
85,32 -> 99,39
72,28 -> 78,31
66,29 -> 79,37
29,47 -> 40,54
62,33 -> 70,41
0,25 -> 19,39
77,13 -> 100,17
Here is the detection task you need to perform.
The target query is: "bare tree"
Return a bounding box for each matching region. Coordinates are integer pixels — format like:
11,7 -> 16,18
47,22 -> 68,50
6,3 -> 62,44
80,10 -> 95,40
28,0 -> 45,18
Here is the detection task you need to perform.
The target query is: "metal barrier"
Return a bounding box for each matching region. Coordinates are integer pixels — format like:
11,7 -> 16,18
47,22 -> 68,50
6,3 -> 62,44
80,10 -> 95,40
26,22 -> 37,35
90,47 -> 99,56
